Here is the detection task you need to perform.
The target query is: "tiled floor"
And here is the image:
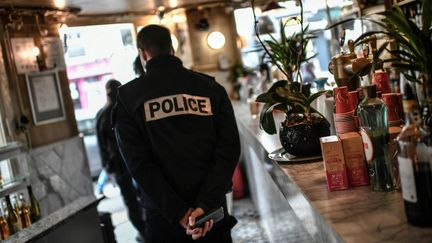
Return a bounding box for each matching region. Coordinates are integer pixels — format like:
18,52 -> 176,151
96,182 -> 270,243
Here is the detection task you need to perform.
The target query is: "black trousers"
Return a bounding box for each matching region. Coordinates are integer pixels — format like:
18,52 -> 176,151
114,170 -> 147,237
145,205 -> 236,243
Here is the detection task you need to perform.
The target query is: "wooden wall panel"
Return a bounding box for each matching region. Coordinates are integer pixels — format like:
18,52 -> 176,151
0,15 -> 78,148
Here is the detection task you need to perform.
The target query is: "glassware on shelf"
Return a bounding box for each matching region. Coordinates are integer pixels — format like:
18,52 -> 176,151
357,84 -> 394,191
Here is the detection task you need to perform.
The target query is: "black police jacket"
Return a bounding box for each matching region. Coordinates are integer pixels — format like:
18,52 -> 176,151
114,55 -> 240,223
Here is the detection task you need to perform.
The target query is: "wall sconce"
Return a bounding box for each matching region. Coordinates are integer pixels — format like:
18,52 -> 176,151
31,47 -> 40,57
207,31 -> 225,50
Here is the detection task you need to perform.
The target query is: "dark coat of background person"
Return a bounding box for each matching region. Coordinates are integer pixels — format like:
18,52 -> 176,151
96,79 -> 147,241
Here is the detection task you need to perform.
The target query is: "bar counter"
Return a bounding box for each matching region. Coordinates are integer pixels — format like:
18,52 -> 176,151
233,101 -> 432,243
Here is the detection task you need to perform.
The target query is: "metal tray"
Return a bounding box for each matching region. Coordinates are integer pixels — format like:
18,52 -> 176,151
268,147 -> 322,163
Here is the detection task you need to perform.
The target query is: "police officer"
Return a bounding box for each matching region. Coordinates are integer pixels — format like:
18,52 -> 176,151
114,25 -> 240,242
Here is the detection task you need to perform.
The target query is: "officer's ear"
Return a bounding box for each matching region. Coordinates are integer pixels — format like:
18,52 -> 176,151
138,48 -> 148,61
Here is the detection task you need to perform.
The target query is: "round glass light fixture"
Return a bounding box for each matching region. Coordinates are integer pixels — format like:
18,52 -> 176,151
207,31 -> 225,50
31,47 -> 40,57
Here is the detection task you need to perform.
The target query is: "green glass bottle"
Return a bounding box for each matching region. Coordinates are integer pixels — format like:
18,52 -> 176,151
27,186 -> 41,223
357,84 -> 394,191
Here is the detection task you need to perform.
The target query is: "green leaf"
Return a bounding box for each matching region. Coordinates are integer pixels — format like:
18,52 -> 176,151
422,0 -> 432,35
389,49 -> 417,60
256,92 -> 275,103
400,71 -> 419,83
325,17 -> 356,30
354,31 -> 388,46
273,104 -> 287,112
392,62 -> 422,72
267,80 -> 288,93
308,90 -> 328,105
289,104 -> 306,114
384,7 -> 423,58
259,103 -> 277,134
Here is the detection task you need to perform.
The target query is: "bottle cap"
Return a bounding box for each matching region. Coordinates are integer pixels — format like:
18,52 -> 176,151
362,84 -> 377,98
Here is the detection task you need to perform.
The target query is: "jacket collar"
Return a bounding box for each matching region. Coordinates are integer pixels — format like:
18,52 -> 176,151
145,55 -> 183,73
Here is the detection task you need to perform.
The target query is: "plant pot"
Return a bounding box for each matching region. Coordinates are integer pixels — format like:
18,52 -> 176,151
279,116 -> 330,157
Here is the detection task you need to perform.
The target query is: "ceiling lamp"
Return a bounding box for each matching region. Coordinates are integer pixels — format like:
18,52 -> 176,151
207,31 -> 225,50
262,0 -> 284,12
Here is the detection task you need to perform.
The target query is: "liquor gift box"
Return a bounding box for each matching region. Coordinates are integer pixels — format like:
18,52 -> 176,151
339,132 -> 369,187
320,136 -> 349,191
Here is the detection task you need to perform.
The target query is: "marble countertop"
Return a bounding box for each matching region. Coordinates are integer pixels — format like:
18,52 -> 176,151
233,101 -> 432,243
4,196 -> 99,243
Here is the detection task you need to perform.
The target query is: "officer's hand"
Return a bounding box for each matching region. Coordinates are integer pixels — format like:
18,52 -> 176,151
179,208 -> 193,229
186,208 -> 214,240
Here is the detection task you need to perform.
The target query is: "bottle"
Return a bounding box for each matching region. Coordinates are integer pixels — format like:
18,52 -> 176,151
12,195 -> 22,228
18,193 -> 31,228
27,186 -> 41,223
0,203 -> 10,240
397,83 -> 432,226
5,195 -> 21,234
357,84 -> 394,191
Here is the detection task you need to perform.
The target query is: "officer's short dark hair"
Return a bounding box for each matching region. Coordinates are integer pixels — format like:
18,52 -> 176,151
137,25 -> 172,57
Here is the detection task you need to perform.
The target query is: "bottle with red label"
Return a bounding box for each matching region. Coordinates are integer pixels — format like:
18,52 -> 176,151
357,84 -> 394,191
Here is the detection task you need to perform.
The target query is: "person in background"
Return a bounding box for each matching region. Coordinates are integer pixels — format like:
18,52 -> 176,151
302,62 -> 316,84
96,55 -> 145,195
114,25 -> 240,242
133,55 -> 146,77
96,79 -> 147,242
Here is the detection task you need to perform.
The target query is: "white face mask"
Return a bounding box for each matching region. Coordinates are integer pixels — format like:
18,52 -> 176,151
138,49 -> 147,72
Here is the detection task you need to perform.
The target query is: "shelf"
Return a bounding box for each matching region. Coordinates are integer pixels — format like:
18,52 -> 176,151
396,0 -> 418,7
0,177 -> 28,198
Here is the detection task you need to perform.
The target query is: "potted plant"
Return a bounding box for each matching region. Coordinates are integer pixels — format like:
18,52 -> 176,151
252,0 -> 330,156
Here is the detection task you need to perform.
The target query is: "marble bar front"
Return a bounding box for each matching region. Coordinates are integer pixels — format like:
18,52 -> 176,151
3,136 -> 103,242
233,101 -> 432,243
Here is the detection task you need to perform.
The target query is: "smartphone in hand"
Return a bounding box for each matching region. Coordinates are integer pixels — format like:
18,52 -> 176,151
191,207 -> 224,229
